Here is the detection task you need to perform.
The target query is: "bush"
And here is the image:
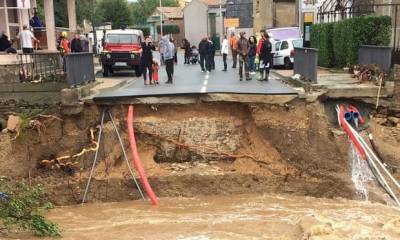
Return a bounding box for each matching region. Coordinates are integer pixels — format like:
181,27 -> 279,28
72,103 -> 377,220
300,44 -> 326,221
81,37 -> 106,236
129,26 -> 151,37
0,180 -> 61,237
157,25 -> 180,35
311,16 -> 391,68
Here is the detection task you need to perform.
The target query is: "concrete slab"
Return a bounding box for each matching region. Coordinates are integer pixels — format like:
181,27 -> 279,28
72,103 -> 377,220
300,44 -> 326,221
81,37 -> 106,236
93,54 -> 297,101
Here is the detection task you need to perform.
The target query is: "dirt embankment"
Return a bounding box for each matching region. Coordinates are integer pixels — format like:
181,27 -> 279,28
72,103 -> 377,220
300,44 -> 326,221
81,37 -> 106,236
0,99 -> 398,205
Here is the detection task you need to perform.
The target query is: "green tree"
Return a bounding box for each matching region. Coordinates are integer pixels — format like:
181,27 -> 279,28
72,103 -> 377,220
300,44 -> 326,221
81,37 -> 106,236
97,0 -> 133,29
35,0 -> 100,28
131,0 -> 180,25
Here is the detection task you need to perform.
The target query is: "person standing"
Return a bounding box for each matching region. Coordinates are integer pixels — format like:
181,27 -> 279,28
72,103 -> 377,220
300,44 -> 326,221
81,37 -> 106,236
198,37 -> 208,72
71,34 -> 82,52
182,38 -> 191,64
17,25 -> 39,54
229,32 -> 238,68
221,34 -> 229,71
141,37 -> 156,85
158,39 -> 165,65
259,33 -> 273,81
59,32 -> 70,54
248,36 -> 257,75
162,35 -> 175,83
208,36 -> 215,70
80,34 -> 90,52
236,31 -> 251,81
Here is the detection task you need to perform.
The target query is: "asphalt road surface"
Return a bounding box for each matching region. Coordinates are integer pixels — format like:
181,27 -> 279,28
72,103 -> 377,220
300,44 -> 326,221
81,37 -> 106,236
94,53 -> 296,100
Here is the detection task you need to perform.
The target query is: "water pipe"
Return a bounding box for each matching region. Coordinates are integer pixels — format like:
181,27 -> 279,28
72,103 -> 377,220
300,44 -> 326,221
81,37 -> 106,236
349,126 -> 400,190
345,118 -> 400,206
127,105 -> 159,206
337,105 -> 367,160
337,105 -> 400,206
344,111 -> 353,122
347,105 -> 365,124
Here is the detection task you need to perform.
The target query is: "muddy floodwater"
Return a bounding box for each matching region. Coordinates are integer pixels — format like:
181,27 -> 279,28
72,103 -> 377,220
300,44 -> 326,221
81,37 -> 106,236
21,194 -> 397,240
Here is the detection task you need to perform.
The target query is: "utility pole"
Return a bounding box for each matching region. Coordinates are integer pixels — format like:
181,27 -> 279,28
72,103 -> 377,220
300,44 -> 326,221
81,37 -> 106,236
160,0 -> 163,37
219,0 -> 223,36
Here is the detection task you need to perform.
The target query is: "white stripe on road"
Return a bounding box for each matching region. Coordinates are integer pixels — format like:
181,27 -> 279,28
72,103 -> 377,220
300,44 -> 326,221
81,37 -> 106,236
201,73 -> 209,93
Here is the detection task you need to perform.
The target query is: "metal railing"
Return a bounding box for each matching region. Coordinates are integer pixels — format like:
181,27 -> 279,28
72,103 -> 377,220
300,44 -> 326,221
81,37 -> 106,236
64,53 -> 95,87
18,51 -> 65,83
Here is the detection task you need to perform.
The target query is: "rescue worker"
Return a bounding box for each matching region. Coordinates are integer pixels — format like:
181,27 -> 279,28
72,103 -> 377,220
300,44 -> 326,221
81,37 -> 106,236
229,32 -> 238,68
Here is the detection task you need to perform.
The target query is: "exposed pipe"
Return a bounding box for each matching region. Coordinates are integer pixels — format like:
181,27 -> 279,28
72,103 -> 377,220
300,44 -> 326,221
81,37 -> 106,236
127,105 -> 159,206
337,105 -> 400,206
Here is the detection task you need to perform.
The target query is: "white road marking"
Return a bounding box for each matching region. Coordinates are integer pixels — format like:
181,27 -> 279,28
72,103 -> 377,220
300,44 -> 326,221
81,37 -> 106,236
201,73 -> 209,93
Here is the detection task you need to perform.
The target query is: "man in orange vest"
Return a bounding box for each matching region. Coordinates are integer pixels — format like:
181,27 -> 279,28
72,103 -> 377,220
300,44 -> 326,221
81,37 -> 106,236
229,32 -> 238,68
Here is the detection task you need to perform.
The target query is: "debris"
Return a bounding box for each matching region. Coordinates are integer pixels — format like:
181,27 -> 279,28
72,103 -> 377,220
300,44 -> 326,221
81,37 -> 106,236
6,115 -> 21,133
352,64 -> 385,86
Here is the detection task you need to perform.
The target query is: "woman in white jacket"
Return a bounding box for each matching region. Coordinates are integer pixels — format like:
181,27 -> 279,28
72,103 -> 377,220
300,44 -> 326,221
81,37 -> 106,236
221,34 -> 229,71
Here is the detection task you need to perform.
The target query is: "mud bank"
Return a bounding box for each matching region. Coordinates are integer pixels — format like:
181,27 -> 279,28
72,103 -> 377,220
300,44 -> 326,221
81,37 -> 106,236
0,98 -> 399,205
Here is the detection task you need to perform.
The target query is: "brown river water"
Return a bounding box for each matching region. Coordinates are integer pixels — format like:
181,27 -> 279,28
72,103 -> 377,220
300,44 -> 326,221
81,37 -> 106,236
5,194 -> 400,240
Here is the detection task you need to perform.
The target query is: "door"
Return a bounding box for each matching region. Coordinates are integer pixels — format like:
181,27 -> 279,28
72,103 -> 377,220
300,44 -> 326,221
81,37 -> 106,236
274,41 -> 288,66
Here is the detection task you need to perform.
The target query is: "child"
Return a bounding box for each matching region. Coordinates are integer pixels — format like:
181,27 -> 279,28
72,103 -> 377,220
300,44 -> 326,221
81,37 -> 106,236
152,59 -> 160,85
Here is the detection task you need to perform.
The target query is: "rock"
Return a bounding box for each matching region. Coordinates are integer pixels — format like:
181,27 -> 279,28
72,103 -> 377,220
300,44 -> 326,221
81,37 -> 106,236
387,117 -> 399,124
382,217 -> 400,234
6,115 -> 21,132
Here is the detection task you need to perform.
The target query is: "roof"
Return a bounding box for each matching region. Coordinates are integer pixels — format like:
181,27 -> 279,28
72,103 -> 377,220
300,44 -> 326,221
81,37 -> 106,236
105,29 -> 144,37
200,0 -> 224,6
156,7 -> 183,19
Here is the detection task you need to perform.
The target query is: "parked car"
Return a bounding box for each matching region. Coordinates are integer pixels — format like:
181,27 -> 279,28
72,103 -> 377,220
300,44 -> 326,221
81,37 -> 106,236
273,38 -> 303,69
100,29 -> 144,77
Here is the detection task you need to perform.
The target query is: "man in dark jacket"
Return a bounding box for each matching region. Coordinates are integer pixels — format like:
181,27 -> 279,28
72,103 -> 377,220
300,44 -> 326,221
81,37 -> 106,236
198,37 -> 208,72
208,36 -> 215,70
235,31 -> 251,81
141,37 -> 156,84
258,33 -> 273,81
182,39 -> 191,64
71,34 -> 82,52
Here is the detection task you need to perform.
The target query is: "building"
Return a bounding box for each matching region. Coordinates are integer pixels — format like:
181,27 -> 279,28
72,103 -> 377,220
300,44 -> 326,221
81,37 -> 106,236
147,7 -> 185,43
183,0 -> 226,46
253,0 -> 299,33
0,0 -> 77,51
226,0 -> 253,30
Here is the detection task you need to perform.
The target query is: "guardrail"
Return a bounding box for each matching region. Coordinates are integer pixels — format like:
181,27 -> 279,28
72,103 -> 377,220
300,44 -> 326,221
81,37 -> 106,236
293,47 -> 319,83
64,52 -> 95,87
358,45 -> 392,72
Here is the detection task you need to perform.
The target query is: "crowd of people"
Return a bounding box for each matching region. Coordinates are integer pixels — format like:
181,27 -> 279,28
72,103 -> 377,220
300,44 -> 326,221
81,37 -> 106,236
139,29 -> 273,85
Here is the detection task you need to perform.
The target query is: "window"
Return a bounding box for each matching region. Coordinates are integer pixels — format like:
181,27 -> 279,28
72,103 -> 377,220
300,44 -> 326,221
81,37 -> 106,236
275,42 -> 281,51
292,39 -> 303,48
107,34 -> 139,44
280,41 -> 289,50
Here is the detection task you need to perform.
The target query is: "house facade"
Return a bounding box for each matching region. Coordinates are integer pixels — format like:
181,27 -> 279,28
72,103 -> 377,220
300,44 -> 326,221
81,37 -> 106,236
183,0 -> 226,46
147,7 -> 185,44
253,0 -> 298,33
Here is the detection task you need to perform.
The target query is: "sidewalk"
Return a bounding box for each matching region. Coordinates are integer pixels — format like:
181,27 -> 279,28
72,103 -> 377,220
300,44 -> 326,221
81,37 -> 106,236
273,68 -> 394,99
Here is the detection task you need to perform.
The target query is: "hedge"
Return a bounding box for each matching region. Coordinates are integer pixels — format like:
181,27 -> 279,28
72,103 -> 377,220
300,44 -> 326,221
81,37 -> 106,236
157,25 -> 180,35
310,16 -> 391,68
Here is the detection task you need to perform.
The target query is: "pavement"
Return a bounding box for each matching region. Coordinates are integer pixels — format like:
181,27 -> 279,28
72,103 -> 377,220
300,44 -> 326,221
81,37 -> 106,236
93,54 -> 297,101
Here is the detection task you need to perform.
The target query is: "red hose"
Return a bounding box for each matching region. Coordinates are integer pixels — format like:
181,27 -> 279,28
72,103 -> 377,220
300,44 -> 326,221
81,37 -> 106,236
339,105 -> 367,160
127,105 -> 159,205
